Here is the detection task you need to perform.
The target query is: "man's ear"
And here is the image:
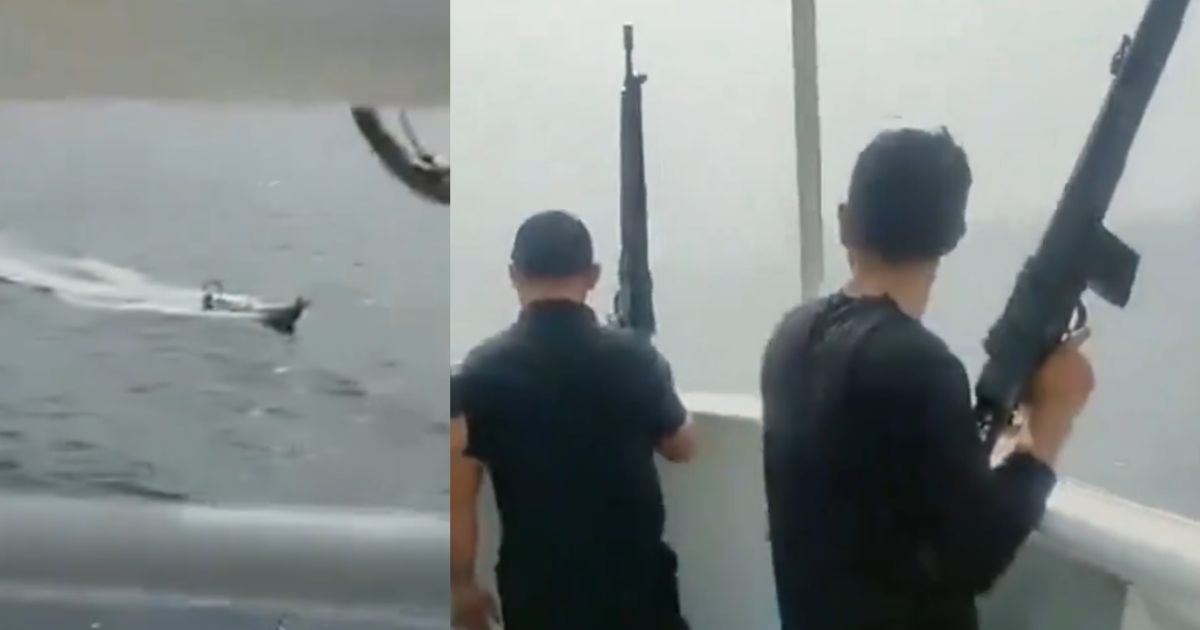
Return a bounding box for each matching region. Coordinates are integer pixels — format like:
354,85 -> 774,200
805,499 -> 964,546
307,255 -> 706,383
585,263 -> 601,290
838,203 -> 854,247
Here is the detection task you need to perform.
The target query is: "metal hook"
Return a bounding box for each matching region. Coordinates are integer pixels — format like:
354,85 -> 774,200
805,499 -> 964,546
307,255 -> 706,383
398,109 -> 432,160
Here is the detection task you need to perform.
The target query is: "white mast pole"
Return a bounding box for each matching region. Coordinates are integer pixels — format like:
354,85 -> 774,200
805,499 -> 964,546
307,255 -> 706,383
790,0 -> 824,302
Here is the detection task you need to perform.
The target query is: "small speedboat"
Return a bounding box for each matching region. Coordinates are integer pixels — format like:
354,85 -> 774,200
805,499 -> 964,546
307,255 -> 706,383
201,280 -> 309,335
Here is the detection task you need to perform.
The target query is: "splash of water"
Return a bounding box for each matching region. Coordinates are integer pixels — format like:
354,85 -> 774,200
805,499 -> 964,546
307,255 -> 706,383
0,238 -> 266,320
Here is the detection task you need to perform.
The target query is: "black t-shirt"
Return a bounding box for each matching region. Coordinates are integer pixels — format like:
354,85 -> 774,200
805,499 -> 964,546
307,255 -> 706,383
761,293 -> 1057,630
452,300 -> 687,609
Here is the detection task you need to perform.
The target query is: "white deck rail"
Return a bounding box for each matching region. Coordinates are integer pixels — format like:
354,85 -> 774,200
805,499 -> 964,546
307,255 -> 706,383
0,496 -> 449,620
477,393 -> 1200,629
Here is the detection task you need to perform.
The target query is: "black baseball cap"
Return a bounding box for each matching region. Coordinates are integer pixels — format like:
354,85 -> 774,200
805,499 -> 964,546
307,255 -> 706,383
510,210 -> 595,278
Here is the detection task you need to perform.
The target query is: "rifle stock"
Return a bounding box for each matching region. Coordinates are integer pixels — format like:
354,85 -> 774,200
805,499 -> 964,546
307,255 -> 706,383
976,0 -> 1191,448
611,24 -> 656,338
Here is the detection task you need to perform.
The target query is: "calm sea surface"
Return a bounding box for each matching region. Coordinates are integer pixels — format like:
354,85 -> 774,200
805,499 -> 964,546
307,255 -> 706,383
0,102 -> 448,628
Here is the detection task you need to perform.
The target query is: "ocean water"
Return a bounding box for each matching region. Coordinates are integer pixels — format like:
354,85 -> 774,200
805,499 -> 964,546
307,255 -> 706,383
0,102 -> 448,509
0,102 -> 447,625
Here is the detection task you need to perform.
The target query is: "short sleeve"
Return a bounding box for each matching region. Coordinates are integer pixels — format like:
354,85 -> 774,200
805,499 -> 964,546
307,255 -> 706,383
450,355 -> 490,461
632,345 -> 688,440
450,362 -> 469,418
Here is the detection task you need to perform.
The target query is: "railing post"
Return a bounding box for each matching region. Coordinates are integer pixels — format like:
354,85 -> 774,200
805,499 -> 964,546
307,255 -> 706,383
980,534 -> 1128,630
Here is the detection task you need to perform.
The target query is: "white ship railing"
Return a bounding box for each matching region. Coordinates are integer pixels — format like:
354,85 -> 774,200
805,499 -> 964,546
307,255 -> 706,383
0,496 -> 449,620
476,393 -> 1200,629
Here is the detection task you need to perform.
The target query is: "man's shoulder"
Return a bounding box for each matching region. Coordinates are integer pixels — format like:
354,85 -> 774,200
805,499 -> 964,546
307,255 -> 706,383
765,294 -> 960,368
454,326 -> 521,376
595,324 -> 653,351
864,315 -> 955,366
855,315 -> 967,395
594,326 -> 672,373
770,296 -> 833,340
767,294 -> 894,350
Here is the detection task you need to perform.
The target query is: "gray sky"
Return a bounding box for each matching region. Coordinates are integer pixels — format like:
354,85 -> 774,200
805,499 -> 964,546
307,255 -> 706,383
452,0 -> 1200,350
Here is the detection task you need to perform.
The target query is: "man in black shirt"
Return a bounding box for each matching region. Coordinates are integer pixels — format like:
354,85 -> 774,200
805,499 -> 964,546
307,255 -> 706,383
761,128 -> 1095,629
450,210 -> 697,630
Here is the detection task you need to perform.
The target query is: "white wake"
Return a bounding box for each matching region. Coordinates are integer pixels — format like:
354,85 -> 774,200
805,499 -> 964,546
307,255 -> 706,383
0,239 -> 267,320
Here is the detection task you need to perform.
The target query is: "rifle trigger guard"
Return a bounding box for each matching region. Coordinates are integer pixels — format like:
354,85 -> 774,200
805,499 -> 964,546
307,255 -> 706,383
1068,299 -> 1089,335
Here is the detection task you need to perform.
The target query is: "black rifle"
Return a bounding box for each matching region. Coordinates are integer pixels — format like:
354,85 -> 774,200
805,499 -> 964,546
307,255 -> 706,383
976,0 -> 1192,449
611,24 -> 656,338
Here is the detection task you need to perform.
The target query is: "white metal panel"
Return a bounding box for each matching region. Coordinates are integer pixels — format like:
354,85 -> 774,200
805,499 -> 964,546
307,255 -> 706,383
0,496 -> 448,617
1040,479 -> 1200,628
478,395 -> 1200,629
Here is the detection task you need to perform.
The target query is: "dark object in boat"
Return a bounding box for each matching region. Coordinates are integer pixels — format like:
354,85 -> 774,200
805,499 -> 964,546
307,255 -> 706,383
975,0 -> 1191,450
201,280 -> 309,335
256,297 -> 310,335
350,106 -> 449,205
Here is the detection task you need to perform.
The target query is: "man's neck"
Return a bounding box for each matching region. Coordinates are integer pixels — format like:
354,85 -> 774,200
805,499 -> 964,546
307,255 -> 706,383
845,272 -> 927,319
521,297 -> 587,310
518,291 -> 587,308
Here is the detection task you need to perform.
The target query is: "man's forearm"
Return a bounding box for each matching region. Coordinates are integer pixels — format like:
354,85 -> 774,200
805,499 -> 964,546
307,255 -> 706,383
449,416 -> 483,589
656,416 -> 697,463
932,449 -> 1057,594
450,505 -> 478,587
